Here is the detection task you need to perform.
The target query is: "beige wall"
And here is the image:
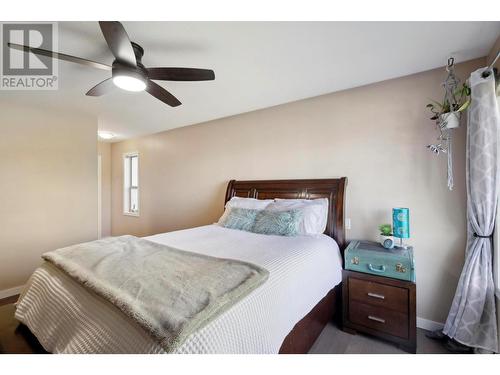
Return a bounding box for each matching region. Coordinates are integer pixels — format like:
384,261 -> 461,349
111,58 -> 485,324
0,104 -> 98,291
98,142 -> 112,238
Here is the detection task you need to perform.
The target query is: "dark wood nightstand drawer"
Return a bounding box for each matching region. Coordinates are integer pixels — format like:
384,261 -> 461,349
342,270 -> 416,353
349,301 -> 409,339
349,277 -> 408,313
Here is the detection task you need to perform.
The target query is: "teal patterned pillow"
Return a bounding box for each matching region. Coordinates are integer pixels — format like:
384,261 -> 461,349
251,209 -> 303,236
220,207 -> 259,231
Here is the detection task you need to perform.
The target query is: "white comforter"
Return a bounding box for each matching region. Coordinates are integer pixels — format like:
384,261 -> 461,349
15,225 -> 342,353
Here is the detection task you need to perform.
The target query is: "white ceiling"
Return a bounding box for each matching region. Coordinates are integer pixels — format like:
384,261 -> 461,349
2,21 -> 499,141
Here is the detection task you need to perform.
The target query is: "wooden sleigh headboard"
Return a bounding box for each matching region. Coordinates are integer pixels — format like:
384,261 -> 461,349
224,178 -> 348,250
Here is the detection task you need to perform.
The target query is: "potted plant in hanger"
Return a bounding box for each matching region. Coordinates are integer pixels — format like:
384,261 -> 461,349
426,83 -> 471,129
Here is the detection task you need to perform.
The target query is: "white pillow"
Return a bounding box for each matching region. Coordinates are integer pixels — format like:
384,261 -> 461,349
270,198 -> 329,235
218,197 -> 273,225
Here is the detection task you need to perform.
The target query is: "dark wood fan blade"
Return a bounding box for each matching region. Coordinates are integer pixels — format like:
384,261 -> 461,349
146,80 -> 181,107
99,21 -> 136,67
147,67 -> 215,81
86,78 -> 115,96
7,43 -> 111,71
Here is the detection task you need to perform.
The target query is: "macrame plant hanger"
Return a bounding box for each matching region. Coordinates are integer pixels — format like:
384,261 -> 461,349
427,57 -> 461,191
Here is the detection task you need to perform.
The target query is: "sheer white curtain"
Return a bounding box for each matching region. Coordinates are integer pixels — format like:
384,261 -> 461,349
496,90 -> 500,294
496,85 -> 500,347
443,67 -> 499,353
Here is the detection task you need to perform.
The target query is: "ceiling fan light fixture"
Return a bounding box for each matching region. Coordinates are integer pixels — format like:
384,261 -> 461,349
98,131 -> 115,140
112,74 -> 146,92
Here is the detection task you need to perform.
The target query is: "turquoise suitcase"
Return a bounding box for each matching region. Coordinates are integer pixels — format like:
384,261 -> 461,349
344,240 -> 415,282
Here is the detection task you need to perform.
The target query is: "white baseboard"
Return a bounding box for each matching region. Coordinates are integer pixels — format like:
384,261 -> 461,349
0,285 -> 25,300
417,317 -> 444,331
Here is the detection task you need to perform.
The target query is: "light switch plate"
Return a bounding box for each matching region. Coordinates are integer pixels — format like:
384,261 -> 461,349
345,218 -> 351,230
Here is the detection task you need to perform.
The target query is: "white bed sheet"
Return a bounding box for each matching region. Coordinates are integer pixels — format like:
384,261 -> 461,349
15,224 -> 342,353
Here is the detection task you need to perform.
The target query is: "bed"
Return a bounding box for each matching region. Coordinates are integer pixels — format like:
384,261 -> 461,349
15,178 -> 347,354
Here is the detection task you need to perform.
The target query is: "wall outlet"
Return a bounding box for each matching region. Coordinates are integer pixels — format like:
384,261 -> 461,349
345,218 -> 351,230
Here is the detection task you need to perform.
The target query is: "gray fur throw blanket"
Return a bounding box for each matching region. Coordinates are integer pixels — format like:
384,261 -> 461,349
42,235 -> 269,352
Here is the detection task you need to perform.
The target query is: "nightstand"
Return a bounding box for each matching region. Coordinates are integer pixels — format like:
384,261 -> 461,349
342,270 -> 416,353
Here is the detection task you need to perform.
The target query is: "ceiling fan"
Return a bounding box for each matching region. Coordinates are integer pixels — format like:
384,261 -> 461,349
8,21 -> 215,107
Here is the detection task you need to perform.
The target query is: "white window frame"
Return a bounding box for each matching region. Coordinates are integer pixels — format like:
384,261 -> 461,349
123,151 -> 139,217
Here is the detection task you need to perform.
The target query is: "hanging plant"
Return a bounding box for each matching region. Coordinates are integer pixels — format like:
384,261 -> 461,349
426,58 -> 471,191
426,83 -> 471,128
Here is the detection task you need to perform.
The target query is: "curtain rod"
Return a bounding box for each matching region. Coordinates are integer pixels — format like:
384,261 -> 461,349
482,51 -> 500,78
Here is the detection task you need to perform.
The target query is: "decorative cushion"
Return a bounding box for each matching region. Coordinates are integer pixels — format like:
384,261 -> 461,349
219,207 -> 260,231
217,197 -> 273,226
251,209 -> 303,236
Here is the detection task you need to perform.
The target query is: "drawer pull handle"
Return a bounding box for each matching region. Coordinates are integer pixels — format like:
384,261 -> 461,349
368,315 -> 386,324
368,264 -> 386,273
367,292 -> 385,300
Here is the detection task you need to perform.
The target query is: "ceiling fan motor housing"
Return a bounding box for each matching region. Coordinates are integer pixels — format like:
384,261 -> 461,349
130,42 -> 144,61
112,42 -> 148,81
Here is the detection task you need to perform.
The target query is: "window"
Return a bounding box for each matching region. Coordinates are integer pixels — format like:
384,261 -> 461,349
123,152 -> 139,216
